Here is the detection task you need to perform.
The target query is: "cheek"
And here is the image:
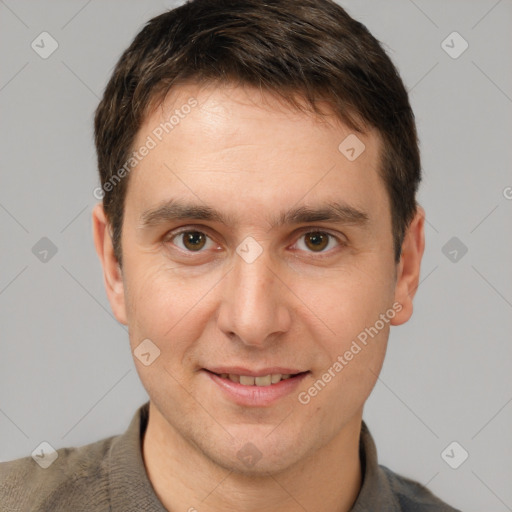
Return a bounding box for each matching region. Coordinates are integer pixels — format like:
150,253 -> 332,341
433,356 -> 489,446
122,262 -> 216,399
123,260 -> 220,354
297,312 -> 389,426
292,259 -> 395,406
295,261 -> 396,343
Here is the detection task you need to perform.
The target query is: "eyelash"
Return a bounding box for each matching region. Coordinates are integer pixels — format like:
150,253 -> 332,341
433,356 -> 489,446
165,227 -> 345,256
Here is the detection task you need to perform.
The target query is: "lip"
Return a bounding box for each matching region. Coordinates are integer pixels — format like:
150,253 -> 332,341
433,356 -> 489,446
203,369 -> 310,407
205,366 -> 306,377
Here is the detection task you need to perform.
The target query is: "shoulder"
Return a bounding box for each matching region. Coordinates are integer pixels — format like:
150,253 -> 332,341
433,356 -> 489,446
0,434 -> 117,512
379,464 -> 462,512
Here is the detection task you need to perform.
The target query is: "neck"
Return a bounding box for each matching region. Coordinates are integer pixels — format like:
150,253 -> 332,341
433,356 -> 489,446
142,402 -> 363,512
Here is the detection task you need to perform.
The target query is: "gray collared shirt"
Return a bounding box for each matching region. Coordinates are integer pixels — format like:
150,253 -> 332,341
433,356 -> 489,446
0,402 -> 461,511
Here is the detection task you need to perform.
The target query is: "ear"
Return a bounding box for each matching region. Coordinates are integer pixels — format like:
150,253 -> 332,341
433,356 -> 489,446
390,206 -> 425,326
92,203 -> 128,325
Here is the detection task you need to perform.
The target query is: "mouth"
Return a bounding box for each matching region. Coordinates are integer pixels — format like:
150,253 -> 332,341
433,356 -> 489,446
203,368 -> 310,406
205,369 -> 309,387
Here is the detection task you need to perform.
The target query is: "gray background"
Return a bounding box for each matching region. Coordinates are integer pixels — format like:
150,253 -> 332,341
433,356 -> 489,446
1,0 -> 511,510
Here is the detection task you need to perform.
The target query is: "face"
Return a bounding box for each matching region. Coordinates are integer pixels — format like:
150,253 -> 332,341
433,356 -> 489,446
94,83 -> 423,474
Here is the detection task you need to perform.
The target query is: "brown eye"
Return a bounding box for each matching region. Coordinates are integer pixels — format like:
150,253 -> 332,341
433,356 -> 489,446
181,231 -> 207,251
304,232 -> 329,252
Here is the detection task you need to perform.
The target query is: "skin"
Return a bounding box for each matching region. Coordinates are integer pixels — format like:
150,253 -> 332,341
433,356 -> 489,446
93,83 -> 424,512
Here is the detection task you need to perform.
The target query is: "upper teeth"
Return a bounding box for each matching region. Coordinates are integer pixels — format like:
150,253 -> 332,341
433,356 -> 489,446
220,373 -> 292,386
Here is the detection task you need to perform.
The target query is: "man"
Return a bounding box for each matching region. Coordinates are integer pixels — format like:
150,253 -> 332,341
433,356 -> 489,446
0,0 -> 461,510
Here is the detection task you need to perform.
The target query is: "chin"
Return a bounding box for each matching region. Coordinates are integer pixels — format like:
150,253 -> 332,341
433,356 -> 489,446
201,425 -> 310,476
213,446 -> 304,477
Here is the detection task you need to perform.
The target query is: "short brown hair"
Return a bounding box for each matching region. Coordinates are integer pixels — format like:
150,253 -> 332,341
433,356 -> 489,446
94,0 -> 420,266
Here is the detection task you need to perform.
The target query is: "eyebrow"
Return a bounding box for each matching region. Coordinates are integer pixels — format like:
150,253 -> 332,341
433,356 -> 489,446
139,199 -> 369,229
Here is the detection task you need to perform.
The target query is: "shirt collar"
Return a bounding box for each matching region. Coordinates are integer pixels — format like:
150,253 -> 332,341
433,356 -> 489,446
107,401 -> 398,511
351,421 -> 401,510
108,401 -> 167,512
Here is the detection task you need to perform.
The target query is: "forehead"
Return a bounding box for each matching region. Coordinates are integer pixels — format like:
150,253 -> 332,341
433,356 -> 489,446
126,83 -> 387,222
139,82 -> 376,156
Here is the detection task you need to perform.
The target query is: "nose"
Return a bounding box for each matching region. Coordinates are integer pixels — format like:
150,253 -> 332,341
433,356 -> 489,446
216,249 -> 292,348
